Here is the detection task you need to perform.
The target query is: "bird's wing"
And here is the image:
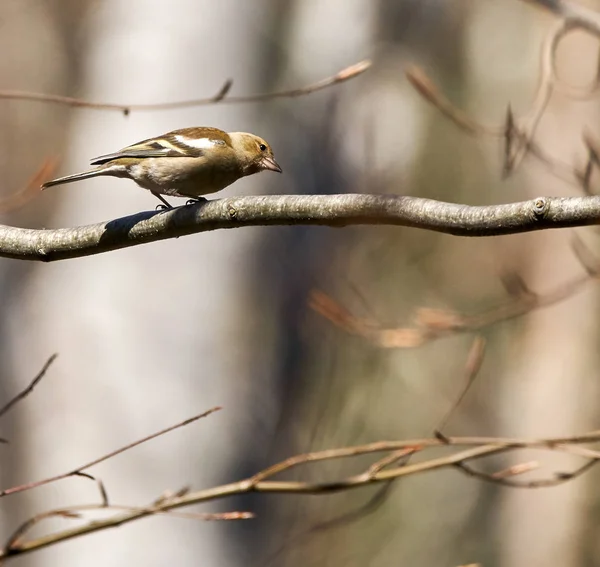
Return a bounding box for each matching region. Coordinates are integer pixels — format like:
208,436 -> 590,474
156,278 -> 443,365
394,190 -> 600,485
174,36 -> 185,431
90,139 -> 185,165
90,130 -> 228,165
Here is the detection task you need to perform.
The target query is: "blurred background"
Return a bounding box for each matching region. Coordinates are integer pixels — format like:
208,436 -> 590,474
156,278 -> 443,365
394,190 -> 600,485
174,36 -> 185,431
0,0 -> 599,565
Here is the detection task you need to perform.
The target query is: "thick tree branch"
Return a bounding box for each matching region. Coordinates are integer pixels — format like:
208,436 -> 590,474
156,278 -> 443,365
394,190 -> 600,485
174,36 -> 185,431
6,194 -> 600,262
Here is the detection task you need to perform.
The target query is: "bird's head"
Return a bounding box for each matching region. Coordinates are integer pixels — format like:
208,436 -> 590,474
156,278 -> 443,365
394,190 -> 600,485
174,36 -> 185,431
230,132 -> 282,176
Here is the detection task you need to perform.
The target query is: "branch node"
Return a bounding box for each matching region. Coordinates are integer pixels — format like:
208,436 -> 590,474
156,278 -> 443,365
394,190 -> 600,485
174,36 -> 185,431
532,197 -> 549,218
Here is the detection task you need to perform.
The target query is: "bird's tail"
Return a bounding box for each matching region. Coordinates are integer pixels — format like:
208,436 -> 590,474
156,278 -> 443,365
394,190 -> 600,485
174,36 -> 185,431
41,167 -> 111,189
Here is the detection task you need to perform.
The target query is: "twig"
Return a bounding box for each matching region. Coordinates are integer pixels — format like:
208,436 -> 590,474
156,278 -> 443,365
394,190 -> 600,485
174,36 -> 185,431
4,431 -> 600,560
0,61 -> 370,116
0,354 -> 57,421
452,457 -> 597,489
405,66 -> 501,136
0,406 -> 221,498
310,243 -> 597,349
367,448 -> 417,476
72,472 -> 109,507
491,461 -> 539,479
265,482 -> 395,567
435,337 -> 486,434
5,502 -> 252,550
406,0 -> 600,183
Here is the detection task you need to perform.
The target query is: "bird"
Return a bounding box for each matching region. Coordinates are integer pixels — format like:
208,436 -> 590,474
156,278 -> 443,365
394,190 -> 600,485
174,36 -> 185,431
41,126 -> 282,208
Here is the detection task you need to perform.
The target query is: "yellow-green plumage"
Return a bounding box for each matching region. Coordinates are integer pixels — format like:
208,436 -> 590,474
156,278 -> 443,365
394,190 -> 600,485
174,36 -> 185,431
41,126 -> 281,206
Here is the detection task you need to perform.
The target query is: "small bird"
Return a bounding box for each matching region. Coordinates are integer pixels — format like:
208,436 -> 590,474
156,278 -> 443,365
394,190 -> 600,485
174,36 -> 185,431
41,126 -> 282,208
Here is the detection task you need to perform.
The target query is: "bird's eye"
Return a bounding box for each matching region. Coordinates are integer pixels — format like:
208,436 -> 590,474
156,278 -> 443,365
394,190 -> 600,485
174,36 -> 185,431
259,144 -> 267,151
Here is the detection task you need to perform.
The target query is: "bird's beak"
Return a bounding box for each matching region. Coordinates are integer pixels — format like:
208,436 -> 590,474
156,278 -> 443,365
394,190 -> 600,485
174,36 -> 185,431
261,156 -> 282,173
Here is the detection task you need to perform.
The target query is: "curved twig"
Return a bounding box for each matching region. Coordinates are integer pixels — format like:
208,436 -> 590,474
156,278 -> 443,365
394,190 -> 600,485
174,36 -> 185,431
407,0 -> 600,184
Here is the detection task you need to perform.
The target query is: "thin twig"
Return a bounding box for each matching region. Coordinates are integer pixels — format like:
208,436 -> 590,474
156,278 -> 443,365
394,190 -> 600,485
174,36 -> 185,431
5,502 -> 252,550
405,66 -> 501,136
0,354 -> 57,420
310,241 -> 598,349
265,483 -> 395,567
435,337 -> 486,434
453,457 -> 598,489
0,61 -> 370,115
491,461 -> 539,479
72,472 -> 109,507
406,1 -> 600,183
4,431 -> 600,559
367,448 -> 416,476
0,407 -> 221,498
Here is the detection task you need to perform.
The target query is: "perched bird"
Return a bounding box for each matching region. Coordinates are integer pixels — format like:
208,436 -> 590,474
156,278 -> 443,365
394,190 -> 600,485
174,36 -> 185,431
41,127 -> 282,208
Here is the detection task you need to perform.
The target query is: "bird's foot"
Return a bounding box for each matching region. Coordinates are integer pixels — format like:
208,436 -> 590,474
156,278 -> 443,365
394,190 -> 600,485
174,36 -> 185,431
152,193 -> 173,210
185,198 -> 207,206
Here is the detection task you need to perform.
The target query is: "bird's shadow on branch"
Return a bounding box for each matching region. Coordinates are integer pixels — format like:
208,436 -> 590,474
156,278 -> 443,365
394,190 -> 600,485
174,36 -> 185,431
99,202 -> 205,248
98,210 -> 158,249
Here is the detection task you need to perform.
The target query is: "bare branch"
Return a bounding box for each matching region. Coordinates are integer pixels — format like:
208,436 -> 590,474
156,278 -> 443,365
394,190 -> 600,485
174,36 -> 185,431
0,61 -> 370,115
4,430 -> 600,560
264,483 -> 395,567
435,337 -> 486,434
4,502 -> 252,551
6,194 -> 600,262
0,407 -> 221,498
407,0 -> 600,185
4,504 -> 250,555
0,354 -> 57,421
405,66 -> 499,136
71,472 -> 109,507
310,244 -> 596,349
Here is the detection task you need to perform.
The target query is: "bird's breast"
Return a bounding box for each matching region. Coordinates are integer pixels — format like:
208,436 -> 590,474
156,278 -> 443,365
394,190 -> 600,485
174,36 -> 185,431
128,155 -> 243,197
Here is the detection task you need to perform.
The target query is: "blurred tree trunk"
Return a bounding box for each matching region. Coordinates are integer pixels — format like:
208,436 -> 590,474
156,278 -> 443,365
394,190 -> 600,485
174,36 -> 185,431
0,0 -> 84,549
495,20 -> 600,567
243,1 -> 600,567
3,1 -> 278,566
245,1 -> 499,565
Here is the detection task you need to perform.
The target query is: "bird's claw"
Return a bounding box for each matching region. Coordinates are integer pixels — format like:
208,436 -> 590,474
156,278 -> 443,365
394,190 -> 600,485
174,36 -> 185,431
185,198 -> 207,206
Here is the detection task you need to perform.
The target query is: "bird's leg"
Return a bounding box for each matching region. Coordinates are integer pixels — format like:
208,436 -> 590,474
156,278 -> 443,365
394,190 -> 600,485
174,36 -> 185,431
185,197 -> 208,206
153,193 -> 173,210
